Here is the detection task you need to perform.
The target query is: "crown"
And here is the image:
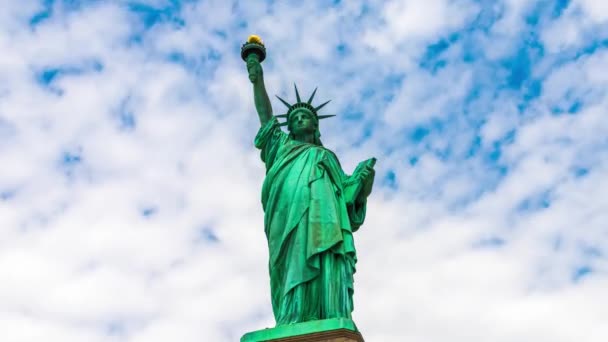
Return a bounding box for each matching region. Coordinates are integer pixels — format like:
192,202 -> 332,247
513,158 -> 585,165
275,84 -> 336,127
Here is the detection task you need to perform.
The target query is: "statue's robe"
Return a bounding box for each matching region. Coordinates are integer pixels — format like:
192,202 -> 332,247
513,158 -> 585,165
255,118 -> 367,325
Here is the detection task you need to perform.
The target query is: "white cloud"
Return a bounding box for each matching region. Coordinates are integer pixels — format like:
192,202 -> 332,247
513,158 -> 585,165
362,0 -> 479,55
578,0 -> 608,23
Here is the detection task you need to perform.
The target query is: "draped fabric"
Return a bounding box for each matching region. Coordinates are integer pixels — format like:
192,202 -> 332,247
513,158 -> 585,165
254,118 -> 367,325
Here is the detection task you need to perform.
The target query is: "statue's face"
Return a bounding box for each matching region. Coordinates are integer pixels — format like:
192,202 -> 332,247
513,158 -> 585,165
289,110 -> 317,135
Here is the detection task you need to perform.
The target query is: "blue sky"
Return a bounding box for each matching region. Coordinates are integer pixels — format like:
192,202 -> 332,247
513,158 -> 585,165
0,0 -> 607,341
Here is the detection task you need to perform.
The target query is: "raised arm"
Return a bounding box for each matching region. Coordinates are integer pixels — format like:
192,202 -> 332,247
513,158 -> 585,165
247,55 -> 273,125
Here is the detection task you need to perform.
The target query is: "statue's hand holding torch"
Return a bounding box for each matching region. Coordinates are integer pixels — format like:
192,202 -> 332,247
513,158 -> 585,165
242,35 -> 266,84
247,55 -> 262,83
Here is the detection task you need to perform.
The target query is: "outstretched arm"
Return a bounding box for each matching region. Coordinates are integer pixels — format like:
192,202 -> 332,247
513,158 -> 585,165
247,55 -> 273,125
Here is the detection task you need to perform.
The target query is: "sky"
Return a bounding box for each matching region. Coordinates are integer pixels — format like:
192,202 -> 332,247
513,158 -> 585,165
0,0 -> 607,341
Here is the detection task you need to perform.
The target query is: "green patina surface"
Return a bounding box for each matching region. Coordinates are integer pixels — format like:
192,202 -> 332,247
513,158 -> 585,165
241,318 -> 359,342
241,36 -> 375,330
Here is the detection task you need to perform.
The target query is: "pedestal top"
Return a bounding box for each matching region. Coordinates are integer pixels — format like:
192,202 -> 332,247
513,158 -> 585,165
241,318 -> 364,342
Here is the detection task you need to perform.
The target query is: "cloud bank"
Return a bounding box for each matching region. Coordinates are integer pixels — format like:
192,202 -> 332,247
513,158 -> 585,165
0,0 -> 607,341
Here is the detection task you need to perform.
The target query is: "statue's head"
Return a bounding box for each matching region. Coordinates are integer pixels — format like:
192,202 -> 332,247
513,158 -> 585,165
287,108 -> 318,136
275,85 -> 335,145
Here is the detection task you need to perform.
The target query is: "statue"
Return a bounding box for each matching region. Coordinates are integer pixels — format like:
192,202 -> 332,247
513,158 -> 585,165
243,35 -> 376,327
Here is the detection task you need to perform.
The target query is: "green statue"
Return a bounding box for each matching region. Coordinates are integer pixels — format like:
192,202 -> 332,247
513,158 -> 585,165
243,36 -> 376,326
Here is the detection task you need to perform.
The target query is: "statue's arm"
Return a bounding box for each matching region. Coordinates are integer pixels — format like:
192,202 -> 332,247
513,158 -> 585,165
342,160 -> 375,204
342,163 -> 374,232
247,55 -> 273,125
357,164 -> 375,202
348,158 -> 376,201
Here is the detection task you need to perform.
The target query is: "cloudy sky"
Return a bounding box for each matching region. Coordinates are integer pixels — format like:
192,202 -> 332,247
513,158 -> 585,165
1,0 -> 607,341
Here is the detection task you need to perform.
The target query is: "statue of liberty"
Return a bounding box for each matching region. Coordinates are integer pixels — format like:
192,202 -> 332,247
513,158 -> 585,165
243,35 -> 376,327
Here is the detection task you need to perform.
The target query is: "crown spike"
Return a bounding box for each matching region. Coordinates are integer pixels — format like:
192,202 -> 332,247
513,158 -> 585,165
275,95 -> 292,108
315,100 -> 331,112
317,114 -> 336,120
279,121 -> 289,127
294,84 -> 301,103
275,114 -> 289,118
307,87 -> 318,104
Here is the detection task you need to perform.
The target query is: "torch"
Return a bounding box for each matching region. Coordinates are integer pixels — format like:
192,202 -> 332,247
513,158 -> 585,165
241,34 -> 266,64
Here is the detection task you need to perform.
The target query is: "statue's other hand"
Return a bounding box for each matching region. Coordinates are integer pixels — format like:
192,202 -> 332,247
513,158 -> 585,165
357,165 -> 375,198
247,57 -> 263,83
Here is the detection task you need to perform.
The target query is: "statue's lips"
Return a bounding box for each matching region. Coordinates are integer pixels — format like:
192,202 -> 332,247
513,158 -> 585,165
295,123 -> 311,130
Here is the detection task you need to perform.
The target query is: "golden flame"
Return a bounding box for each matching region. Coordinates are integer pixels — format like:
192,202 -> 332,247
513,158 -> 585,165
247,34 -> 263,45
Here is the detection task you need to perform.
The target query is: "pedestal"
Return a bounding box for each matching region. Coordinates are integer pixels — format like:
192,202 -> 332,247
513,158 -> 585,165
241,318 -> 364,342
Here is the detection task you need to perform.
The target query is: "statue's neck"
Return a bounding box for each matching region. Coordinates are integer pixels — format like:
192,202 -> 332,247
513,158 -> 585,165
293,133 -> 315,144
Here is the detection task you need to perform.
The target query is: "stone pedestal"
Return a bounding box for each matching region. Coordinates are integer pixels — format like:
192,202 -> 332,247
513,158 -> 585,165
241,318 -> 364,342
